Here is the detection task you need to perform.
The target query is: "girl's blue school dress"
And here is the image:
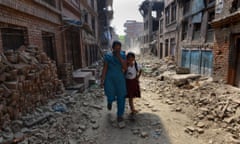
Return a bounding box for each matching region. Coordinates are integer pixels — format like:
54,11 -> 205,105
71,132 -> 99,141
103,51 -> 127,117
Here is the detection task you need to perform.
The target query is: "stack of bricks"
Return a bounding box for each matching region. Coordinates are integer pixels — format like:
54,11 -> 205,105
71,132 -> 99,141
0,46 -> 64,129
58,63 -> 73,87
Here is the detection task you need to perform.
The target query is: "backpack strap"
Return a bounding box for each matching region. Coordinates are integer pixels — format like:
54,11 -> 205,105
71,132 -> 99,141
134,61 -> 138,72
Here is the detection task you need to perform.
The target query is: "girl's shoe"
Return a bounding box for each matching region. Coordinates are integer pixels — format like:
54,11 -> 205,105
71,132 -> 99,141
131,109 -> 139,114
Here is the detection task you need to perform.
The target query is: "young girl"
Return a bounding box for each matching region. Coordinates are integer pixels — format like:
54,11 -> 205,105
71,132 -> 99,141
125,52 -> 142,114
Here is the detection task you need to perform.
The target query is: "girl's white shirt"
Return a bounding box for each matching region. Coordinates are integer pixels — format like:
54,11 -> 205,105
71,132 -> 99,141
125,63 -> 141,79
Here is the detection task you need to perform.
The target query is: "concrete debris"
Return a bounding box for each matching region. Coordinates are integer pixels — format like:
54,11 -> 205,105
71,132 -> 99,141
139,55 -> 240,141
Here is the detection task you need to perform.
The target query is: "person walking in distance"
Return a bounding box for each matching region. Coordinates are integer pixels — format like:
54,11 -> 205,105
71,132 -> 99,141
125,52 -> 142,114
101,41 -> 127,124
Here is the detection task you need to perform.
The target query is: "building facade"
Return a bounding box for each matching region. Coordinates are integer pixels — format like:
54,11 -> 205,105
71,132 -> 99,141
176,0 -> 215,76
80,0 -> 99,67
0,0 -> 64,64
158,0 -> 178,60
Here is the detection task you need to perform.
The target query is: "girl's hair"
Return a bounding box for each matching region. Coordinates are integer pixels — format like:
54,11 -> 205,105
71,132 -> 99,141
127,52 -> 138,71
127,52 -> 135,58
112,41 -> 122,48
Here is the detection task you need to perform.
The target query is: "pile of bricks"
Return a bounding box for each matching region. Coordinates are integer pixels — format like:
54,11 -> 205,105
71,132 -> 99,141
0,46 -> 64,129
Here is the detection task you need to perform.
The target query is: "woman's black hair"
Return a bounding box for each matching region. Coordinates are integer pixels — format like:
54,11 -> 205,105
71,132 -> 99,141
112,41 -> 122,48
127,52 -> 135,58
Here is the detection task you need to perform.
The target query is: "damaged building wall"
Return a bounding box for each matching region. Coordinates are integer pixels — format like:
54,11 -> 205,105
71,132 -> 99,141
61,0 -> 83,70
177,0 -> 215,76
0,0 -> 64,64
212,0 -> 240,87
80,0 -> 99,67
0,0 -> 66,128
97,0 -> 113,53
139,0 -> 164,55
161,0 -> 178,59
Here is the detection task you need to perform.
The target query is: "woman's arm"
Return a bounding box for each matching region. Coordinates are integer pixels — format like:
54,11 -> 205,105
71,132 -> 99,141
115,52 -> 127,72
118,56 -> 127,71
101,62 -> 108,87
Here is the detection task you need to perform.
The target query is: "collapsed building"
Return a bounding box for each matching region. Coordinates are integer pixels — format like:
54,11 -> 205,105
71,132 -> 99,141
139,0 -> 164,55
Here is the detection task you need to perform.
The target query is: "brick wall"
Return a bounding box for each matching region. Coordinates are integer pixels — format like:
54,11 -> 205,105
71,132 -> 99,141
212,28 -> 230,82
0,2 -> 65,64
213,21 -> 240,82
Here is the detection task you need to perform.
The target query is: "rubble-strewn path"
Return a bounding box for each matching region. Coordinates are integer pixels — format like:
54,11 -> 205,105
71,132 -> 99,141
1,54 -> 240,144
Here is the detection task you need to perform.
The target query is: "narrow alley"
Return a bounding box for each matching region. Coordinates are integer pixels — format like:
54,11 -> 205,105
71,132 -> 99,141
1,54 -> 239,144
1,0 -> 240,144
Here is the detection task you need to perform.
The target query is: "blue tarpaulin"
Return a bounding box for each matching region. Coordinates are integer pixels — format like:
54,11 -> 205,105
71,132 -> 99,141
62,17 -> 82,27
62,16 -> 93,35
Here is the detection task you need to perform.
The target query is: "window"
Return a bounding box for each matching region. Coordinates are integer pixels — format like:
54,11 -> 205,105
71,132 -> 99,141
192,23 -> 201,40
165,39 -> 169,56
91,18 -> 95,34
165,7 -> 170,25
152,11 -> 157,19
41,0 -> 56,7
183,0 -> 190,15
71,0 -> 79,5
182,21 -> 188,40
230,0 -> 240,13
206,10 -> 215,42
170,38 -> 175,56
160,43 -> 163,59
171,3 -> 176,22
84,13 -> 88,23
159,19 -> 163,34
91,0 -> 94,9
1,28 -> 27,51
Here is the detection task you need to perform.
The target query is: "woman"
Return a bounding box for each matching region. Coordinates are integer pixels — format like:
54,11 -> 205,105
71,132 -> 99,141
101,41 -> 127,123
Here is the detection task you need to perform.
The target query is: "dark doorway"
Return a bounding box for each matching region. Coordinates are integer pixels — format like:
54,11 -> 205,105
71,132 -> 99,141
234,37 -> 240,87
42,32 -> 56,61
65,29 -> 82,69
229,36 -> 240,87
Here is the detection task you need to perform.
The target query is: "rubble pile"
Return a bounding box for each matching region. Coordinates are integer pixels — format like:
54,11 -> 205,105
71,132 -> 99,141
139,55 -> 240,142
0,46 -> 64,129
0,87 -> 104,144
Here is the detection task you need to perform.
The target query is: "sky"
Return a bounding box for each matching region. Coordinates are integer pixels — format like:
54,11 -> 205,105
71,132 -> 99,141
111,0 -> 145,35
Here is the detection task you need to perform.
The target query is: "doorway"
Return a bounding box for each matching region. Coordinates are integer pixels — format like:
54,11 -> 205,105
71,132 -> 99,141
42,32 -> 56,61
229,35 -> 240,87
234,37 -> 240,87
